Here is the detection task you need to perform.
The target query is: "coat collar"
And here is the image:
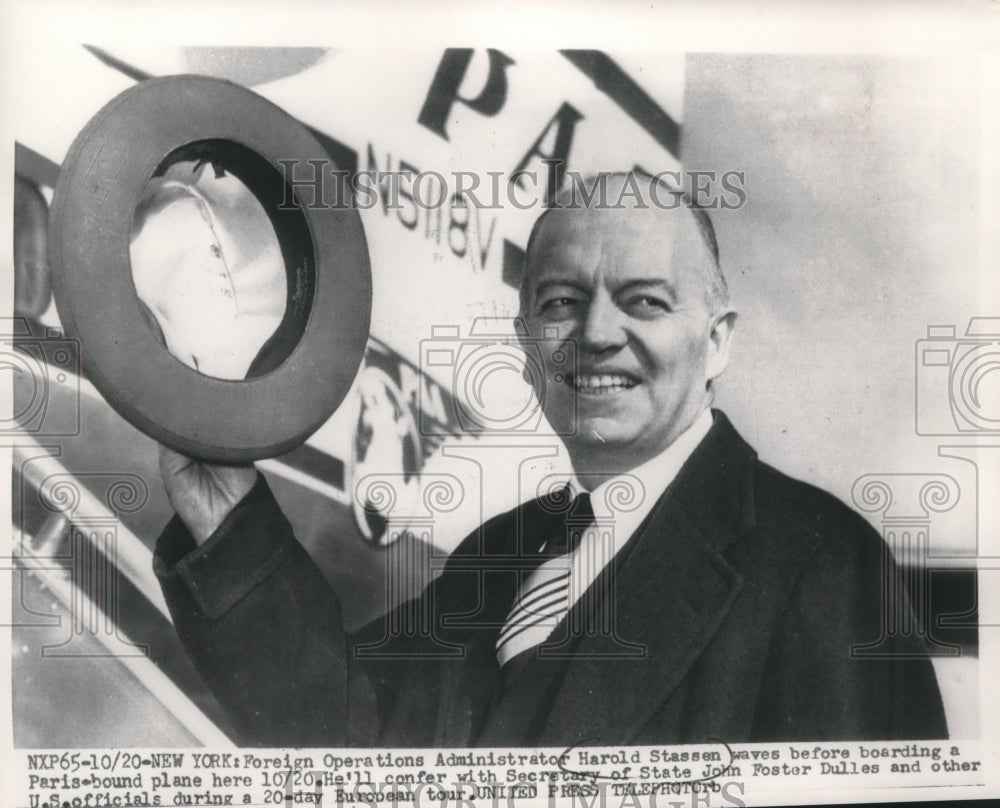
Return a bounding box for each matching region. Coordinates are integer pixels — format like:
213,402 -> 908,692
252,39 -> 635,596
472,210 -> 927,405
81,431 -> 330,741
657,409 -> 757,551
476,409 -> 759,746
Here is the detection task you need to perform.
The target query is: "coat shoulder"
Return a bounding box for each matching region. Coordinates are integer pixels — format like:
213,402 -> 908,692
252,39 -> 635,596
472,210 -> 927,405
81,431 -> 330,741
746,458 -> 888,576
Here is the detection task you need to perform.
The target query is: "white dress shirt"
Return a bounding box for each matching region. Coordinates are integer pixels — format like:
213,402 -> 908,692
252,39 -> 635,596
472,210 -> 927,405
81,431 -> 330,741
496,409 -> 714,665
561,408 -> 713,610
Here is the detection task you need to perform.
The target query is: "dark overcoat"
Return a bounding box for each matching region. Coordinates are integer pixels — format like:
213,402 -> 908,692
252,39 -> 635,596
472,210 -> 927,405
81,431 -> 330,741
155,411 -> 947,747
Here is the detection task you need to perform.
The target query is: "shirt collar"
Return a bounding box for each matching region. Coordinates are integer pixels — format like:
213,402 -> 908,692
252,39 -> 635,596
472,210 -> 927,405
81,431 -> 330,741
569,407 -> 714,541
521,409 -> 715,606
559,408 -> 715,602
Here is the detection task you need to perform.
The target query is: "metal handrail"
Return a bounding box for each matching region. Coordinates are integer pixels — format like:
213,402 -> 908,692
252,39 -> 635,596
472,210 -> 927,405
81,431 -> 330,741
13,527 -> 233,747
12,433 -> 233,746
14,435 -> 171,621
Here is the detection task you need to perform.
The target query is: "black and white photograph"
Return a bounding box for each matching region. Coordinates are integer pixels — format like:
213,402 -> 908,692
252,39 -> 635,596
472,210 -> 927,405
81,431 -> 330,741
2,2 -> 998,806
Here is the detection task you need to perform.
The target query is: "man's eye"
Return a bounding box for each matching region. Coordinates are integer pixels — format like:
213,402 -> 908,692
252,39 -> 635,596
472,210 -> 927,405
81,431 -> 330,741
627,295 -> 671,313
538,296 -> 580,313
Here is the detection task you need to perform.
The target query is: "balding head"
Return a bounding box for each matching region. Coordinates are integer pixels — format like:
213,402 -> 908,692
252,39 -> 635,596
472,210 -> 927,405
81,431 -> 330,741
520,172 -> 729,319
517,171 -> 738,481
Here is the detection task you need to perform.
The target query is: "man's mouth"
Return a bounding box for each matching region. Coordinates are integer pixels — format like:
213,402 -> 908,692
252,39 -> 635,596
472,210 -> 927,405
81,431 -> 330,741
569,372 -> 640,393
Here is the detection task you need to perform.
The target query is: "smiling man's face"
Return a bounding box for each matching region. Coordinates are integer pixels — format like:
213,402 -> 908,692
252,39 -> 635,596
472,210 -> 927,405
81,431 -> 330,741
521,200 -> 735,477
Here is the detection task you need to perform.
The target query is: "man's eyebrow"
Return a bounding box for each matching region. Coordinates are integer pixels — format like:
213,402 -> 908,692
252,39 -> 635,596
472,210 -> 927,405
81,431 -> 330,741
532,278 -> 591,295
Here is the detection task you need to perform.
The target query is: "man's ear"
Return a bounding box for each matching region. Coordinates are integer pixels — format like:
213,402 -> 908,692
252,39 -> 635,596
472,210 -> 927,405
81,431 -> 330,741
705,308 -> 738,383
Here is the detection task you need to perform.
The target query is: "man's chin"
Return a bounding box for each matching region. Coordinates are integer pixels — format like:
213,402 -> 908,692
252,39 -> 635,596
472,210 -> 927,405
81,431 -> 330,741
561,418 -> 645,455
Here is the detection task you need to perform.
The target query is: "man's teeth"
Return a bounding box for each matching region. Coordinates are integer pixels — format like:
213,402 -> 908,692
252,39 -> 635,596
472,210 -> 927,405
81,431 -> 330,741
573,374 -> 637,390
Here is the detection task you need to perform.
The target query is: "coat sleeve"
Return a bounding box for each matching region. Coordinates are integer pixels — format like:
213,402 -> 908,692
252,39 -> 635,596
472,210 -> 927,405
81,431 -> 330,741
751,509 -> 949,742
154,473 -> 382,747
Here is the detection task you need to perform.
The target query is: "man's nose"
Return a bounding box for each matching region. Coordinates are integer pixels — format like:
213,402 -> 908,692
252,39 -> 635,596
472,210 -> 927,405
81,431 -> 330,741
579,293 -> 627,353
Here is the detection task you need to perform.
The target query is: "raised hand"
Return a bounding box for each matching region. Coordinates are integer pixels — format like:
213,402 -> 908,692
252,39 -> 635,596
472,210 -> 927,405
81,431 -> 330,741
158,445 -> 257,545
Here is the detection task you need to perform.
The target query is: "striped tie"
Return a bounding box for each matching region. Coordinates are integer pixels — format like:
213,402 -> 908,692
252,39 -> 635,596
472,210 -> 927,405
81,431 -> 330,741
496,491 -> 594,670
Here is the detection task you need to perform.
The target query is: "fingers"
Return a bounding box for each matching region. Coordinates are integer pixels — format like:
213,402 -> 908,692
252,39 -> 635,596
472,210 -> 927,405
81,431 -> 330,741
206,462 -> 258,506
158,444 -> 191,480
157,443 -> 258,545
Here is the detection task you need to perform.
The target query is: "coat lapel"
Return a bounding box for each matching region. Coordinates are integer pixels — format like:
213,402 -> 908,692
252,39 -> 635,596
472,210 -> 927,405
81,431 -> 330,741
529,411 -> 759,746
431,496 -> 563,745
